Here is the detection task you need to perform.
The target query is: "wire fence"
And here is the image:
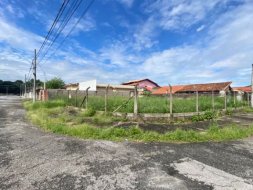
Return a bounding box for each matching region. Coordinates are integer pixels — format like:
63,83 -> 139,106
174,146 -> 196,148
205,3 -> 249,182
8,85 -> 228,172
44,89 -> 251,114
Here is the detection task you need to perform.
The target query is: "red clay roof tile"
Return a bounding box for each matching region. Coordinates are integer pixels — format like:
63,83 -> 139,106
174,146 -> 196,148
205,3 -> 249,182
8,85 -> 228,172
152,82 -> 232,95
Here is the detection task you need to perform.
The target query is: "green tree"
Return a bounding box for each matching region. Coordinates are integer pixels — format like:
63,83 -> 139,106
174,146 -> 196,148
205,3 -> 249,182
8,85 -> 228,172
46,77 -> 65,89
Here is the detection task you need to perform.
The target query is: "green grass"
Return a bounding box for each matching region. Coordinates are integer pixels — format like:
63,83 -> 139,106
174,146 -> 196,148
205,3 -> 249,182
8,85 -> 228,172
23,100 -> 253,142
52,95 -> 248,114
241,107 -> 253,113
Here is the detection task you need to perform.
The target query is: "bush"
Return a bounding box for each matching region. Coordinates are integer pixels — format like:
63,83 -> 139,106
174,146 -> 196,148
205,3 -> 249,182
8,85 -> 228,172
191,111 -> 216,122
83,108 -> 96,117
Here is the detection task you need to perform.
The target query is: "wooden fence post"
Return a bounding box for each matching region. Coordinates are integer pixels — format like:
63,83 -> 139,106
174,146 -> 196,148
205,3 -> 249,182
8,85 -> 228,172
224,91 -> 227,110
134,86 -> 138,116
196,91 -> 199,113
212,90 -> 214,110
67,90 -> 70,103
105,85 -> 109,113
169,85 -> 173,118
75,89 -> 78,107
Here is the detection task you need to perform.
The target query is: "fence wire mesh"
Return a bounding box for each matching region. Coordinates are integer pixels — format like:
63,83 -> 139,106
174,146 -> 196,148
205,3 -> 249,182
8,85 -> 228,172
47,89 -> 251,114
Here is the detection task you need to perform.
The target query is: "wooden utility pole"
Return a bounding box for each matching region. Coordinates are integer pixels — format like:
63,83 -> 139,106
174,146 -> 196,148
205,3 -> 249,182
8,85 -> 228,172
251,64 -> 253,107
33,49 -> 37,103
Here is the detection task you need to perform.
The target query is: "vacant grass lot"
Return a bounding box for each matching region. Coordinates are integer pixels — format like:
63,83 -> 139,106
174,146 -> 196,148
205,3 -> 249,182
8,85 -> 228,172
23,100 -> 253,142
52,95 -> 248,113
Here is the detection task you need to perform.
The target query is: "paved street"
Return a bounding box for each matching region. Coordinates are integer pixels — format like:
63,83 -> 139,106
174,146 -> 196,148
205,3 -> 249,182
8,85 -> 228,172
0,96 -> 253,190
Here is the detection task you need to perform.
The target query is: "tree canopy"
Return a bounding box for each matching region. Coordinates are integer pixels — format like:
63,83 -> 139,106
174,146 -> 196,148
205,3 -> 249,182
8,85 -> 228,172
46,77 -> 65,89
0,79 -> 44,95
0,80 -> 23,94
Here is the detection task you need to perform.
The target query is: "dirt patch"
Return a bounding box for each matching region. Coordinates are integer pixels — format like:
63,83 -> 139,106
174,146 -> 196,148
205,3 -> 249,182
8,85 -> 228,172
113,113 -> 253,134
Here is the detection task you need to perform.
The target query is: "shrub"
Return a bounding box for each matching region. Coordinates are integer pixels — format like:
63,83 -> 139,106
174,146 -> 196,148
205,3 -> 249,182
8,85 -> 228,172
191,111 -> 216,122
83,108 -> 96,117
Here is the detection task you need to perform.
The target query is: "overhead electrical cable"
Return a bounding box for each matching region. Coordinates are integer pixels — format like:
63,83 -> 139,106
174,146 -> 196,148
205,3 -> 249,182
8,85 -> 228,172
37,0 -> 70,58
39,0 -> 95,65
38,0 -> 83,64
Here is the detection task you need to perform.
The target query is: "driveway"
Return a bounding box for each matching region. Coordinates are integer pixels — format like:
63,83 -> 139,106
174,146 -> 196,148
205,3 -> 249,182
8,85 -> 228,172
0,96 -> 253,189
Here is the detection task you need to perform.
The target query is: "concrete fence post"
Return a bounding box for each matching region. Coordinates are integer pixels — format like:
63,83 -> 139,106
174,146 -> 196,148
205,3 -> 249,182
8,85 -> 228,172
105,85 -> 109,113
212,90 -> 214,110
196,91 -> 199,113
134,86 -> 138,116
224,91 -> 227,110
169,85 -> 173,118
233,91 -> 236,108
85,87 -> 90,109
75,90 -> 78,107
67,90 -> 70,103
247,92 -> 250,107
251,64 -> 253,107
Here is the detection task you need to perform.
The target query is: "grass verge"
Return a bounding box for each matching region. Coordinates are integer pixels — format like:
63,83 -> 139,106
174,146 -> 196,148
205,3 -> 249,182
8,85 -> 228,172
23,100 -> 253,142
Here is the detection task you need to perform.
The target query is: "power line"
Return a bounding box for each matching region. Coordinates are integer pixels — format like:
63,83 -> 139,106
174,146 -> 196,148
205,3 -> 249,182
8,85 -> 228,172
39,0 -> 95,65
37,0 -> 70,58
27,0 -> 95,93
38,0 -> 83,64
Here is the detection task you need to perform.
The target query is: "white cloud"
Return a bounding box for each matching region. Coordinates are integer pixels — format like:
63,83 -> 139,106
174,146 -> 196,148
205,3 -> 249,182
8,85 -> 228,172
67,16 -> 96,35
145,0 -> 226,31
0,16 -> 42,50
132,17 -> 158,51
196,25 -> 205,32
129,0 -> 224,51
140,2 -> 253,86
99,42 -> 143,67
0,0 -> 25,19
1,0 -> 253,88
0,48 -> 31,81
117,0 -> 134,8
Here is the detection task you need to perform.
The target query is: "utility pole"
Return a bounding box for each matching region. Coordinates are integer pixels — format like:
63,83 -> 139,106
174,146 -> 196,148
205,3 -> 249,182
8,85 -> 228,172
33,49 -> 37,103
25,74 -> 27,98
251,64 -> 253,108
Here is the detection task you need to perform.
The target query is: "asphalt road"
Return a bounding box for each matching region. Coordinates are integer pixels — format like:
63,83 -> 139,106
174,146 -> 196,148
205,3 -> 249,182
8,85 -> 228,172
0,96 -> 253,190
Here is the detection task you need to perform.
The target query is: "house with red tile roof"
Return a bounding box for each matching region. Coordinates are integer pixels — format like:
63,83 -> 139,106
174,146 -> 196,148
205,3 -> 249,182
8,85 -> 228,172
232,86 -> 252,101
122,79 -> 160,92
232,86 -> 251,93
153,82 -> 232,95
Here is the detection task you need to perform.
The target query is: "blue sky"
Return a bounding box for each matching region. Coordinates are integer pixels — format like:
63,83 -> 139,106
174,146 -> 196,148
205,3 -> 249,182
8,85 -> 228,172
0,0 -> 253,86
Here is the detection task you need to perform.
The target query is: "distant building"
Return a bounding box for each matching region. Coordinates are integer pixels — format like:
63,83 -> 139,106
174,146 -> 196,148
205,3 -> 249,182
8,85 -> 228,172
64,83 -> 79,91
152,82 -> 232,96
122,79 -> 160,92
232,86 -> 252,101
64,82 -> 135,96
232,86 -> 251,93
